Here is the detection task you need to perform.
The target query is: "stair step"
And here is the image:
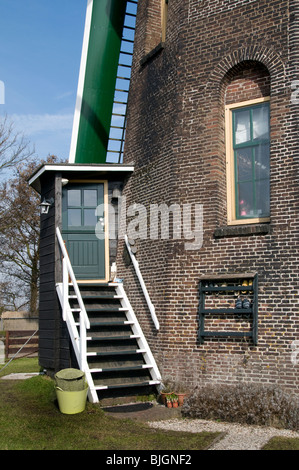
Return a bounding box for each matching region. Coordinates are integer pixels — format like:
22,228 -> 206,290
90,364 -> 152,373
77,320 -> 133,326
82,295 -> 122,300
87,349 -> 146,356
87,326 -> 135,336
86,307 -> 128,312
87,335 -> 140,341
76,282 -> 112,286
95,380 -> 160,391
89,320 -> 134,326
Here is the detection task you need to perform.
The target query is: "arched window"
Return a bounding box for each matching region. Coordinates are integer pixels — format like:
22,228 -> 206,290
224,62 -> 271,225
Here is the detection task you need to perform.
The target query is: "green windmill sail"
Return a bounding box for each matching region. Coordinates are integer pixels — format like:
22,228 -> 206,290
69,0 -> 127,164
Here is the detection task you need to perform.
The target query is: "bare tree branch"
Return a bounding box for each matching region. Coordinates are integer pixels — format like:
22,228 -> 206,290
0,115 -> 35,175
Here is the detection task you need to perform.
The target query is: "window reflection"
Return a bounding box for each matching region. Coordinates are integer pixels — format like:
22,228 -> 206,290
68,209 -> 81,226
68,190 -> 81,207
84,190 -> 97,207
233,102 -> 270,219
84,209 -> 97,226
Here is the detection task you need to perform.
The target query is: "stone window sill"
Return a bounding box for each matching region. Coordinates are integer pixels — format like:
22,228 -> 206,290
214,223 -> 270,238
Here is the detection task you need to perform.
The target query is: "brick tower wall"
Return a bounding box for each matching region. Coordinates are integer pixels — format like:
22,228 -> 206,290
117,0 -> 299,393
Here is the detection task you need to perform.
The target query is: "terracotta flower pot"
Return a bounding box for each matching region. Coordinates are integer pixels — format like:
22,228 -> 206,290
177,393 -> 187,406
160,392 -> 174,405
166,400 -> 172,408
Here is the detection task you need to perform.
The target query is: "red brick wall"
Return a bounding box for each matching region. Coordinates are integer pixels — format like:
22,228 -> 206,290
118,0 -> 299,393
224,63 -> 270,105
133,0 -> 163,59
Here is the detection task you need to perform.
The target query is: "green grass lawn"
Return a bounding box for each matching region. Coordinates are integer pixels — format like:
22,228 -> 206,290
1,358 -> 299,451
0,358 -> 219,451
0,356 -> 41,378
262,436 -> 299,450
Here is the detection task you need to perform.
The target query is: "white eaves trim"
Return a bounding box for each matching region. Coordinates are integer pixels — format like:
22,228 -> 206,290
28,163 -> 134,193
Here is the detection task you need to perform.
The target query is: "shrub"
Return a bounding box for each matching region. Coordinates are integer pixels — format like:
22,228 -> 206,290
182,383 -> 299,431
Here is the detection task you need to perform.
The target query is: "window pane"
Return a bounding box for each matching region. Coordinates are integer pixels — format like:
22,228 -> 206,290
68,190 -> 81,207
84,189 -> 97,207
238,182 -> 254,217
255,180 -> 270,217
68,209 -> 81,226
232,101 -> 270,220
236,148 -> 252,181
84,209 -> 98,226
255,143 -> 270,180
252,104 -> 269,140
234,109 -> 250,144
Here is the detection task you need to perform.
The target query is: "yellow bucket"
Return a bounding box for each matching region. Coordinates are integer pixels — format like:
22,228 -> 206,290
56,384 -> 89,414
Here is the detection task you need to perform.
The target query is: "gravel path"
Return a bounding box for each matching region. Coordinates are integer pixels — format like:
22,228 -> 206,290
147,418 -> 299,450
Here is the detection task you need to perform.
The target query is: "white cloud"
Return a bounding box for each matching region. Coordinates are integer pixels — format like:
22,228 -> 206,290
55,91 -> 74,101
11,113 -> 74,136
8,113 -> 74,160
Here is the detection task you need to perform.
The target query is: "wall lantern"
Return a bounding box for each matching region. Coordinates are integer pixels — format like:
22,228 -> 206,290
40,198 -> 54,215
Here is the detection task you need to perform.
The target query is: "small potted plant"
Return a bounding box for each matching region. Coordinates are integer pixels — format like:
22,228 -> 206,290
159,380 -> 174,405
166,395 -> 173,408
171,393 -> 179,408
174,382 -> 189,406
160,379 -> 189,406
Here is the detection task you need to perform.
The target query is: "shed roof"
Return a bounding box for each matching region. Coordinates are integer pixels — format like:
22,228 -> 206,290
28,163 -> 134,193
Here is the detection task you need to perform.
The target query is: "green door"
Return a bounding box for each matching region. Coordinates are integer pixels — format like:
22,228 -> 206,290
62,182 -> 108,281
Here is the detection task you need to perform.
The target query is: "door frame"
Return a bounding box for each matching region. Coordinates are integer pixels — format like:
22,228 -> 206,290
62,179 -> 110,283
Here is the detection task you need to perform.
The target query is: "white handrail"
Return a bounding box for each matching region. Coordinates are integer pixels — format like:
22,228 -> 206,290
56,227 -> 90,329
56,227 -> 90,373
114,282 -> 162,384
124,235 -> 160,330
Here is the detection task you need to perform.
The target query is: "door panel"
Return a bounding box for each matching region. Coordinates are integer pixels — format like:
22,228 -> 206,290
62,182 -> 108,281
66,234 -> 105,279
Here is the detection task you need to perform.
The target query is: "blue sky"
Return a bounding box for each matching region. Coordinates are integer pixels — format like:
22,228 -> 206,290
0,0 -> 87,162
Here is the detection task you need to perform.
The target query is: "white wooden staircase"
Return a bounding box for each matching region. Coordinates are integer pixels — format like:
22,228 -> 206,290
56,228 -> 162,403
